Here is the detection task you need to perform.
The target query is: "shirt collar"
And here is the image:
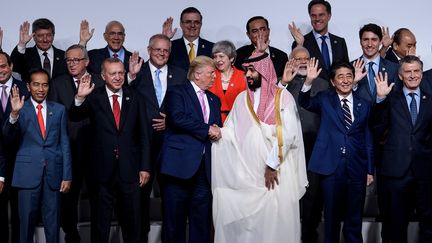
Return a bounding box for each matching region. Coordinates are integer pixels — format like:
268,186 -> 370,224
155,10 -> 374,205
313,30 -> 329,40
105,86 -> 123,98
108,47 -> 125,58
403,86 -> 420,97
30,97 -> 47,109
362,55 -> 380,66
183,37 -> 199,48
190,80 -> 203,93
2,77 -> 13,88
37,46 -> 54,56
338,92 -> 353,104
149,62 -> 168,74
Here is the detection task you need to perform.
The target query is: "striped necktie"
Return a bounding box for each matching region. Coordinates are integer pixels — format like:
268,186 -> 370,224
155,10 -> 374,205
342,98 -> 352,129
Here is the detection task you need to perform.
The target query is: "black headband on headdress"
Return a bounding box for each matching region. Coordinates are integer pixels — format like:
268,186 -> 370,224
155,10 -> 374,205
242,52 -> 269,64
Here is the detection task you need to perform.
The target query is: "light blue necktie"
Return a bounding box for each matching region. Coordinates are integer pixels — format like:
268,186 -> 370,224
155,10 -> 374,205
320,35 -> 330,71
368,62 -> 376,95
154,69 -> 163,107
409,93 -> 417,125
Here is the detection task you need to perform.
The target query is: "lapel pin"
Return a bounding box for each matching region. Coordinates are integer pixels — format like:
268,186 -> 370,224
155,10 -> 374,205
56,57 -> 60,61
334,40 -> 337,44
423,95 -> 426,99
230,83 -> 234,87
49,112 -> 53,116
358,103 -> 362,107
271,53 -> 275,58
126,97 -> 130,101
210,97 -> 213,101
168,74 -> 172,79
201,44 -> 205,49
382,67 -> 386,71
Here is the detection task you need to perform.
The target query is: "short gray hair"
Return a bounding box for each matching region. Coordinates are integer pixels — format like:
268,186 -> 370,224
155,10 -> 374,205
212,40 -> 237,61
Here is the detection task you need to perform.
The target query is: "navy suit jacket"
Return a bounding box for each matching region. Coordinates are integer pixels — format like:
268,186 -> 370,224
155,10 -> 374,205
0,78 -> 28,178
294,31 -> 349,81
299,89 -> 373,179
69,86 -> 151,183
234,44 -> 288,78
87,46 -> 132,76
168,37 -> 214,71
3,99 -> 72,189
11,46 -> 67,82
353,57 -> 399,103
371,88 -> 432,179
384,47 -> 399,64
160,82 -> 221,182
130,62 -> 187,164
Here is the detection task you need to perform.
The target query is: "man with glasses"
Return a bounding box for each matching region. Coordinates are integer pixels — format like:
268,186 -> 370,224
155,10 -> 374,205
127,33 -> 187,242
11,18 -> 67,82
48,44 -> 104,243
79,20 -> 132,76
279,46 -> 329,243
162,7 -> 214,71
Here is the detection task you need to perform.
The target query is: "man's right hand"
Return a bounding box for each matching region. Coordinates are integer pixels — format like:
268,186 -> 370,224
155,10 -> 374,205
76,74 -> 94,101
375,72 -> 394,99
288,22 -> 304,46
281,59 -> 298,86
10,85 -> 25,118
208,125 -> 221,141
162,17 -> 177,39
79,20 -> 94,47
128,51 -> 143,80
18,21 -> 32,48
264,166 -> 279,190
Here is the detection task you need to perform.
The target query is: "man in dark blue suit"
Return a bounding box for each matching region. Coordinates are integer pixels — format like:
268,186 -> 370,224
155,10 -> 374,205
383,28 -> 416,64
79,20 -> 132,76
299,62 -> 374,243
0,51 -> 28,243
163,7 -> 214,71
10,19 -> 67,82
4,68 -> 72,243
372,56 -> 432,243
160,55 -> 221,243
128,33 -> 187,242
353,23 -> 399,103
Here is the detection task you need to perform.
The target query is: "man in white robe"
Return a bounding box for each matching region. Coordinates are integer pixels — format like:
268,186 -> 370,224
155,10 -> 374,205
211,35 -> 308,243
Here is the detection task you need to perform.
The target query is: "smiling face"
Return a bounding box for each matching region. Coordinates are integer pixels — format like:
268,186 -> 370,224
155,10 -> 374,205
361,31 -> 381,59
103,22 -> 125,52
102,61 -> 125,93
309,3 -> 331,35
180,12 -> 202,42
292,49 -> 310,76
148,37 -> 171,69
394,31 -> 417,58
65,48 -> 89,78
33,28 -> 54,51
193,65 -> 216,90
331,67 -> 354,96
28,72 -> 49,103
0,54 -> 13,84
399,61 -> 422,91
213,52 -> 233,72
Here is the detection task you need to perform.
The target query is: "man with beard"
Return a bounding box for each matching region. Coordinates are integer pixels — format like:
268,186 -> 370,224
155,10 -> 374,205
279,46 -> 329,243
211,35 -> 308,243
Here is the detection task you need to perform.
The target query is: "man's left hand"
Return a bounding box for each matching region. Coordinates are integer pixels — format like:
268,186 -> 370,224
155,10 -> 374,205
0,181 -> 4,193
60,180 -> 71,193
367,174 -> 374,186
264,166 -> 279,190
152,112 -> 166,131
139,171 -> 151,187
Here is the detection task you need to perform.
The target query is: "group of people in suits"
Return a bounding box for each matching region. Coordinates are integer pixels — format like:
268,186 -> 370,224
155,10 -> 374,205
0,0 -> 431,243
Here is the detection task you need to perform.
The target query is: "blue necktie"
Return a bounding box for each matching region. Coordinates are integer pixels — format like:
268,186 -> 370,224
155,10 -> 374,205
154,69 -> 163,107
342,98 -> 352,129
409,93 -> 417,125
368,62 -> 376,95
320,35 -> 330,71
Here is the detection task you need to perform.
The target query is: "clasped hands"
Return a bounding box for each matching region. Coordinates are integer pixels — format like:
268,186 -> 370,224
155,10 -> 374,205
208,124 -> 221,141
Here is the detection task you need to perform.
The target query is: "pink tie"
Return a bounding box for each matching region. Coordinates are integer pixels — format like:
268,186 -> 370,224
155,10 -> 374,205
198,90 -> 208,123
1,85 -> 7,112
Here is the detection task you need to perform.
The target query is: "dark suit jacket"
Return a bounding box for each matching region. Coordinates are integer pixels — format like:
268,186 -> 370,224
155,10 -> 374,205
0,78 -> 28,178
235,44 -> 288,78
87,46 -> 132,76
294,31 -> 349,81
371,88 -> 432,179
353,57 -> 399,103
299,89 -> 373,179
287,76 -> 329,161
48,73 -> 104,164
160,82 -> 221,182
69,86 -> 150,183
130,61 -> 187,165
384,47 -> 399,64
168,37 -> 214,71
3,99 -> 72,189
11,46 -> 67,82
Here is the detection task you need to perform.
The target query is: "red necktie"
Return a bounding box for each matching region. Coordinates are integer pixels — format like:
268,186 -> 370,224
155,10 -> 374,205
37,104 -> 45,138
112,94 -> 120,129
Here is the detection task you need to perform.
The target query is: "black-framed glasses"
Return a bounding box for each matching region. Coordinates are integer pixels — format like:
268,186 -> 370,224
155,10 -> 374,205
65,58 -> 86,65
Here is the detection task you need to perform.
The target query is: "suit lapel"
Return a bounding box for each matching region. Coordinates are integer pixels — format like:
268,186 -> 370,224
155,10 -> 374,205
24,100 -> 43,140
397,90 -> 412,125
351,96 -> 363,129
119,88 -> 131,131
414,90 -> 429,131
44,101 -> 53,138
143,63 -> 159,110
186,83 -> 204,122
97,89 -> 118,130
30,47 -> 43,69
330,92 -> 346,131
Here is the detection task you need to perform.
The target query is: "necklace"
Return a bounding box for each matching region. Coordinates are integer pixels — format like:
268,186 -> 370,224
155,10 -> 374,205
221,68 -> 233,84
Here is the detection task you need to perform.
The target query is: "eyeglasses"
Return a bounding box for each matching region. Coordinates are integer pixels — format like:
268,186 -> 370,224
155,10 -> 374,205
150,47 -> 170,54
107,32 -> 125,38
65,58 -> 86,65
181,20 -> 201,26
294,57 -> 310,62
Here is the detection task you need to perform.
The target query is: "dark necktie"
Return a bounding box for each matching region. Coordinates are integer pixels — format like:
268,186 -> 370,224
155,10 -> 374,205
368,62 -> 376,95
409,93 -> 417,125
113,53 -> 119,59
342,98 -> 352,129
43,52 -> 51,76
112,94 -> 120,129
37,104 -> 45,138
320,35 -> 330,71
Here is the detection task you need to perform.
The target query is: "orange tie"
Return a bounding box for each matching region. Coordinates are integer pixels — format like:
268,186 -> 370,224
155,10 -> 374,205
112,94 -> 120,129
37,104 -> 45,139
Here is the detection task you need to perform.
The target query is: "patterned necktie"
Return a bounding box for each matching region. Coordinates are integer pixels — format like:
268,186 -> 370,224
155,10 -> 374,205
368,62 -> 376,95
198,90 -> 208,123
1,85 -> 8,112
342,98 -> 352,129
113,53 -> 119,59
42,52 -> 51,76
112,94 -> 121,129
320,35 -> 330,71
154,69 -> 163,107
37,104 -> 45,138
408,93 -> 417,125
188,42 -> 195,63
